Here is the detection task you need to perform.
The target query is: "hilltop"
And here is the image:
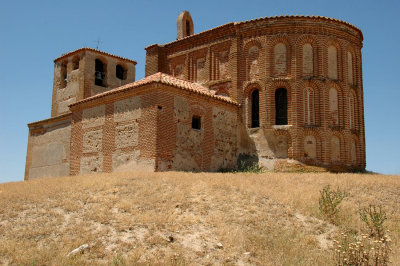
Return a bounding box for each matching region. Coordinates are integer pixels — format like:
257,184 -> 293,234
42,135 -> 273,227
0,172 -> 399,265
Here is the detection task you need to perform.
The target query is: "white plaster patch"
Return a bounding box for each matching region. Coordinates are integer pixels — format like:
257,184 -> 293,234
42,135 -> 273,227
112,150 -> 155,172
114,96 -> 141,122
82,129 -> 103,153
210,107 -> 237,170
82,105 -> 105,129
115,123 -> 139,149
172,123 -> 203,171
304,135 -> 317,159
174,96 -> 189,121
248,46 -> 259,80
80,155 -> 103,174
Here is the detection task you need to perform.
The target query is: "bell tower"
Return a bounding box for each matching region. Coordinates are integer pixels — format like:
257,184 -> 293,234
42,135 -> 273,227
51,48 -> 136,117
177,11 -> 194,40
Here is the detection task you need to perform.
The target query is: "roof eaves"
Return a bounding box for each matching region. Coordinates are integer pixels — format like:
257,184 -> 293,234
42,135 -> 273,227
54,47 -> 137,65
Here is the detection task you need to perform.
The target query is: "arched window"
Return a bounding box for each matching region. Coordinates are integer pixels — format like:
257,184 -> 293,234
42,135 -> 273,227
116,64 -> 127,80
95,59 -> 105,86
275,88 -> 288,125
72,56 -> 79,70
304,88 -> 315,125
302,43 -> 313,76
328,45 -> 338,79
251,89 -> 260,128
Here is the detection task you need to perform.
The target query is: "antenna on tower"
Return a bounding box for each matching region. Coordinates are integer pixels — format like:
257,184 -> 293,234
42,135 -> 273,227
96,38 -> 102,50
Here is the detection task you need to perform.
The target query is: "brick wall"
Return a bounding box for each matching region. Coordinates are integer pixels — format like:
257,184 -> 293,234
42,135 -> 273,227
69,83 -> 239,174
145,16 -> 365,169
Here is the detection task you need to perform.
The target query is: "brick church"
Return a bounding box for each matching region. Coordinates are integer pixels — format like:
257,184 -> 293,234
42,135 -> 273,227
25,11 -> 365,180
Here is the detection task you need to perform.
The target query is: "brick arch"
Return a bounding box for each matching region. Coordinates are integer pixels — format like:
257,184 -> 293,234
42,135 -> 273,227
273,129 -> 292,159
94,56 -> 108,87
243,39 -> 262,81
267,80 -> 292,126
324,39 -> 342,81
72,55 -> 80,70
296,35 -> 318,77
328,131 -> 345,163
190,104 -> 207,117
297,80 -> 322,126
345,44 -> 357,85
349,134 -> 360,166
325,81 -> 345,128
301,129 -> 322,164
347,88 -> 358,130
269,35 -> 291,77
243,82 -> 263,128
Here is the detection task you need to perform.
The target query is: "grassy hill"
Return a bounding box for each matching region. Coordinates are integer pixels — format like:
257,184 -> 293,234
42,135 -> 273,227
0,172 -> 399,265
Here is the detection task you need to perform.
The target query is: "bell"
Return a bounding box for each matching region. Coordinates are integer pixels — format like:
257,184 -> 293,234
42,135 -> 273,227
95,72 -> 103,80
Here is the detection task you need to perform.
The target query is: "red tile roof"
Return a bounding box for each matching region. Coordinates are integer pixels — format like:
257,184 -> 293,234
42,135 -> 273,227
54,47 -> 137,65
69,73 -> 238,107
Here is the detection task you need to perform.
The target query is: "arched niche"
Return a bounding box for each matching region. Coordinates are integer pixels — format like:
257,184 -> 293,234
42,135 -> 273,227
328,45 -> 338,79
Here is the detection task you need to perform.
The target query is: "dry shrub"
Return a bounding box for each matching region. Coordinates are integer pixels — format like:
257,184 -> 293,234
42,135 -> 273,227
334,232 -> 392,265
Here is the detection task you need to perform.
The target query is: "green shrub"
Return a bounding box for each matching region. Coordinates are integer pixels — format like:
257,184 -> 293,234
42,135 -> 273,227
318,185 -> 347,223
360,205 -> 387,238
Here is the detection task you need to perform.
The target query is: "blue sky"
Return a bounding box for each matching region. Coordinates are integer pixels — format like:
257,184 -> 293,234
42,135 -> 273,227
1,0 -> 399,183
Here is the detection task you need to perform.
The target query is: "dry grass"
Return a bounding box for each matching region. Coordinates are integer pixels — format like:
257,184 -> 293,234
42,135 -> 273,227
0,171 -> 399,265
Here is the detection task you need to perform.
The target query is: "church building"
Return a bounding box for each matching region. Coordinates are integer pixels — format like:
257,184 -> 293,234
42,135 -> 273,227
25,11 -> 365,180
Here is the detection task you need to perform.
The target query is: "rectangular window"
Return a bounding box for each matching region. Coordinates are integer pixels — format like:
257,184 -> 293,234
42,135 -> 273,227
192,116 -> 201,130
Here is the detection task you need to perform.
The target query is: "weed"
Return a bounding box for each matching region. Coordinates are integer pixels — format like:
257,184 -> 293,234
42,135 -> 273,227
318,185 -> 347,223
238,161 -> 264,173
334,232 -> 392,265
218,161 -> 264,173
360,205 -> 387,238
112,253 -> 125,266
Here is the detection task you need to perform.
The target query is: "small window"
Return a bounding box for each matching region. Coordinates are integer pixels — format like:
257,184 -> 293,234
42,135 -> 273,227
95,59 -> 105,86
61,63 -> 67,88
275,88 -> 288,125
116,64 -> 127,80
186,20 -> 191,36
192,116 -> 201,130
72,57 -> 79,70
251,89 -> 260,128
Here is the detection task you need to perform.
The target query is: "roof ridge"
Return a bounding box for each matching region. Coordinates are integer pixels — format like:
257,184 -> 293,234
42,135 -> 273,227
54,47 -> 137,64
69,72 -> 237,107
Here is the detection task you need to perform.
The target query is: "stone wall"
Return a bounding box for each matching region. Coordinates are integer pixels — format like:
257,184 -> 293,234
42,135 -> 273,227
25,116 -> 71,180
70,88 -> 157,176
